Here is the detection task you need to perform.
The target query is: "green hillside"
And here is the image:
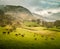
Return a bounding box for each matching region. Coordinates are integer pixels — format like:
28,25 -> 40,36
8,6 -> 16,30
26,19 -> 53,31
0,26 -> 60,49
0,5 -> 60,49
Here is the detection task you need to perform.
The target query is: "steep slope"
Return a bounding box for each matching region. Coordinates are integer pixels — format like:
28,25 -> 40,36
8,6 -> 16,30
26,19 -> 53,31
0,5 -> 34,27
4,5 -> 33,21
32,13 -> 43,19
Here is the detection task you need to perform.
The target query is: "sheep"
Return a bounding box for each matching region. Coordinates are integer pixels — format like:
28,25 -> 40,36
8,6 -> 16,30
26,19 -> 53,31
7,32 -> 10,34
34,38 -> 37,40
3,32 -> 6,34
15,34 -> 18,36
50,38 -> 55,40
21,34 -> 24,37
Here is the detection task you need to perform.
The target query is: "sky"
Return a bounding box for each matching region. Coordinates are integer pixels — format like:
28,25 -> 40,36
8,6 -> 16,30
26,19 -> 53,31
0,0 -> 60,16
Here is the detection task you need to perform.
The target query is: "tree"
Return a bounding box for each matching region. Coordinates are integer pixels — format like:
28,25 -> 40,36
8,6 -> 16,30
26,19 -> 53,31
54,20 -> 60,27
0,9 -> 4,16
37,19 -> 40,24
31,19 -> 36,22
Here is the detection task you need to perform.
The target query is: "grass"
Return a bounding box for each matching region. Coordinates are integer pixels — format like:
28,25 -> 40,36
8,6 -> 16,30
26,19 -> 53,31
0,26 -> 60,49
48,27 -> 60,32
23,21 -> 40,27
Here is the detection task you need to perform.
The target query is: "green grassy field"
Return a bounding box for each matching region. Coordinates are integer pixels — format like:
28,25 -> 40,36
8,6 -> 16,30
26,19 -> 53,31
0,26 -> 60,49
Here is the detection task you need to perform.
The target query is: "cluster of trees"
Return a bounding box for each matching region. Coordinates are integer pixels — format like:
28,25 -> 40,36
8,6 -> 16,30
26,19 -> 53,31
31,19 -> 40,24
27,18 -> 60,28
24,19 -> 41,27
54,20 -> 60,28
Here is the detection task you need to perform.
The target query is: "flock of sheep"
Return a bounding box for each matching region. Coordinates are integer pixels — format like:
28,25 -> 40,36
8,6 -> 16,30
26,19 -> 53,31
2,29 -> 55,41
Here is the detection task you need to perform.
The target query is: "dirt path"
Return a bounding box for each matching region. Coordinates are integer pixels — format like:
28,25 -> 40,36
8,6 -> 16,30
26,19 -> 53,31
22,27 -> 56,36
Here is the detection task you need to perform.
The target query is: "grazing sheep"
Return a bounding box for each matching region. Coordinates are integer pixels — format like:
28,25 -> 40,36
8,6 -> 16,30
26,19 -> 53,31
21,34 -> 24,37
3,32 -> 6,34
8,32 -> 10,34
50,38 -> 55,40
5,29 -> 8,30
34,38 -> 37,40
15,34 -> 18,36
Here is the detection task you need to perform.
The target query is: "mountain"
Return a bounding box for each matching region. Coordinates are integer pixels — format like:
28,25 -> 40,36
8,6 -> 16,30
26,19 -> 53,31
32,13 -> 43,19
32,13 -> 53,22
49,12 -> 60,20
4,5 -> 33,20
0,5 -> 34,27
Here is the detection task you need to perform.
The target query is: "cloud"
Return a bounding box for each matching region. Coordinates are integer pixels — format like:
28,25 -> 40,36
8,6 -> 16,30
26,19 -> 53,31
0,0 -> 60,13
34,8 -> 60,16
